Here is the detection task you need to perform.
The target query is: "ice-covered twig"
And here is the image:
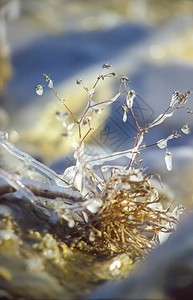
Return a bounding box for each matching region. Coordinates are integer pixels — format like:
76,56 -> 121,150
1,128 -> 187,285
0,132 -> 70,188
83,147 -> 135,168
149,90 -> 191,129
0,168 -> 37,203
0,181 -> 82,203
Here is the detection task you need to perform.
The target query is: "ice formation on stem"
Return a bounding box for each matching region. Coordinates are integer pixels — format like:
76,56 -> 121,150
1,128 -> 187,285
0,64 -> 192,258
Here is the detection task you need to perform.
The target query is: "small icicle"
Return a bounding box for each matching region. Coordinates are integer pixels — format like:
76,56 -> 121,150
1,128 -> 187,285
126,90 -> 136,108
165,150 -> 172,171
123,110 -> 127,122
122,104 -> 128,122
48,79 -> 53,89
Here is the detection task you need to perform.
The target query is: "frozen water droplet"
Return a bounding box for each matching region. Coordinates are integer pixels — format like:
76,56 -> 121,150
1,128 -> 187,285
165,150 -> 172,171
48,79 -> 53,89
181,124 -> 191,134
35,85 -> 43,96
157,139 -> 168,149
123,111 -> 127,122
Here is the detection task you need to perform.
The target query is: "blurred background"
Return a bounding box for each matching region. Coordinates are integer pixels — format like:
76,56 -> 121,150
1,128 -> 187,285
1,3 -> 193,299
1,0 -> 193,205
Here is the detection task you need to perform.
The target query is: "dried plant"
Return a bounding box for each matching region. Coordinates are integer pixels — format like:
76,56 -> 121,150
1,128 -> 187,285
0,64 -> 192,259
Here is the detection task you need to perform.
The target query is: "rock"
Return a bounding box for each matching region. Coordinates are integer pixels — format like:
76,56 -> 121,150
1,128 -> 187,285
90,212 -> 193,300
